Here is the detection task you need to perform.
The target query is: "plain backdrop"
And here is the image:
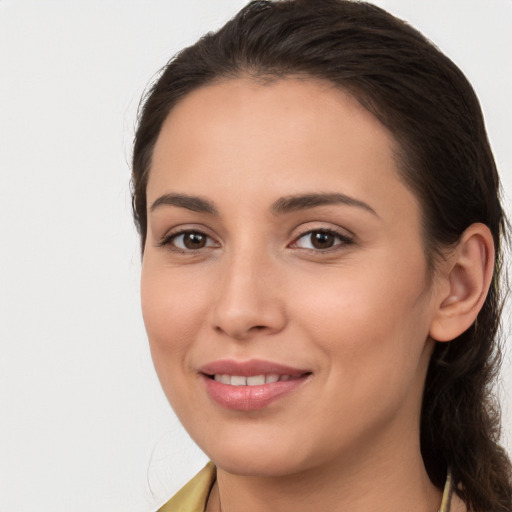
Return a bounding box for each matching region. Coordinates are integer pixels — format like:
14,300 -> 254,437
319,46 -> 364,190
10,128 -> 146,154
0,1 -> 510,511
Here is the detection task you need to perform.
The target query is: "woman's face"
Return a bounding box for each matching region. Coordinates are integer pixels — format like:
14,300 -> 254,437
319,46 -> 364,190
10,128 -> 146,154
141,78 -> 443,477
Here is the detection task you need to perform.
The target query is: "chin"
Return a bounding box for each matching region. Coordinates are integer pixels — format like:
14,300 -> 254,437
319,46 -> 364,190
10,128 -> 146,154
196,430 -> 323,478
211,450 -> 307,478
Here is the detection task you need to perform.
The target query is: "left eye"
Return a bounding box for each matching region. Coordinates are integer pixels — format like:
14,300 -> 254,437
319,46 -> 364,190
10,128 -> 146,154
167,231 -> 218,251
292,230 -> 351,250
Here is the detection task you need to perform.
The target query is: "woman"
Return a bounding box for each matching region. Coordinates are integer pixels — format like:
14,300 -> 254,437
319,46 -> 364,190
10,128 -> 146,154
132,1 -> 512,511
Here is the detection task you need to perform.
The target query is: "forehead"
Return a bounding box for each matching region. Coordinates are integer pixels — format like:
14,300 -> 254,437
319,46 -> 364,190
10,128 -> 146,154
148,77 -> 419,225
152,77 -> 397,165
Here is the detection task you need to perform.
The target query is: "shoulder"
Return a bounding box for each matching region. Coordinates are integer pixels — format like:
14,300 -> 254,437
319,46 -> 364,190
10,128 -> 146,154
158,462 -> 217,512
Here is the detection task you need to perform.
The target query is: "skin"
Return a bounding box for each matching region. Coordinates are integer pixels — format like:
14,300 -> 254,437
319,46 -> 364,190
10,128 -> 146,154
141,78 -> 474,512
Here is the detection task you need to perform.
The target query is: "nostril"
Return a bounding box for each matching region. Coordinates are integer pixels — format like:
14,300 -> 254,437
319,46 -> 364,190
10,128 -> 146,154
212,300 -> 287,339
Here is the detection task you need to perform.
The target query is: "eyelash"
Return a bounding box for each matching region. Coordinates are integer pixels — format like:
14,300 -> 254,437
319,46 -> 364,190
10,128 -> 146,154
158,230 -> 219,253
290,228 -> 354,252
158,227 -> 353,254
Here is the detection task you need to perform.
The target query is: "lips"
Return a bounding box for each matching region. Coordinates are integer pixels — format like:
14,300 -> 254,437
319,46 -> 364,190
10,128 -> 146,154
199,359 -> 311,411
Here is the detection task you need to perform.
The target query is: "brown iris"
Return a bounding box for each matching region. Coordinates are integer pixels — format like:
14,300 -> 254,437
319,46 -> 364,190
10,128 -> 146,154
183,232 -> 207,249
310,231 -> 336,249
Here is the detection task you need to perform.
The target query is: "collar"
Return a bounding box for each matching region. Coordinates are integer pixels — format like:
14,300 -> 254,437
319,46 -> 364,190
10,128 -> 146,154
159,463 -> 455,512
439,469 -> 454,512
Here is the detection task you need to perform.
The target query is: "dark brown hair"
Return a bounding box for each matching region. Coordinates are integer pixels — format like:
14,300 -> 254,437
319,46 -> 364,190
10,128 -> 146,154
132,1 -> 512,510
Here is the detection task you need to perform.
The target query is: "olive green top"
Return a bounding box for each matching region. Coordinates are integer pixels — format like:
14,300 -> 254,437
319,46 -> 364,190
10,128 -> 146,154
158,462 -> 216,512
158,462 -> 454,512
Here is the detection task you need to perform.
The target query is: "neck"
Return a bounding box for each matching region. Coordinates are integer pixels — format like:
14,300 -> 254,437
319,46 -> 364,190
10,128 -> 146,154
207,426 -> 442,512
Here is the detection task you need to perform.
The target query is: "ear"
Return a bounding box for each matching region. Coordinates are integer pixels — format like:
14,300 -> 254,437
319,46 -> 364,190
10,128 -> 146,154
429,223 -> 495,342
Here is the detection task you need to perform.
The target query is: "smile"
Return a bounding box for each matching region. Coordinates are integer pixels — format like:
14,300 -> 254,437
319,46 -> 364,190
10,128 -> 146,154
199,359 -> 311,411
212,374 -> 296,386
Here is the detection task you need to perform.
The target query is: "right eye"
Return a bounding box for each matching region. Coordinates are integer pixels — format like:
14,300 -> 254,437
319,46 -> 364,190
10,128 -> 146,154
289,228 -> 353,252
160,230 -> 219,252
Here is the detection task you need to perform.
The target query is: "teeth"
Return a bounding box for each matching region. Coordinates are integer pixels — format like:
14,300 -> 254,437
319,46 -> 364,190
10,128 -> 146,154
213,374 -> 294,385
231,376 -> 247,386
247,375 -> 265,386
214,374 -> 231,384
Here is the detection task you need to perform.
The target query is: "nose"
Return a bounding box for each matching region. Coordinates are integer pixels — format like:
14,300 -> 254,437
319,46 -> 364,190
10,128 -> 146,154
211,250 -> 287,341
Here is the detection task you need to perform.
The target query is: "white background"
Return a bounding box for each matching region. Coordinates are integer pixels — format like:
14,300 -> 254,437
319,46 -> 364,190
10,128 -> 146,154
0,1 -> 510,511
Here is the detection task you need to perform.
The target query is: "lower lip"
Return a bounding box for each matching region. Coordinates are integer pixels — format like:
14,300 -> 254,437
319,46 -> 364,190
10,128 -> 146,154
202,375 -> 309,411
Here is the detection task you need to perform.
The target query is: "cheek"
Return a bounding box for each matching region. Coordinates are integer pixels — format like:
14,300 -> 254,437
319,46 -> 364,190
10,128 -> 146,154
293,272 -> 432,447
140,263 -> 209,366
288,255 -> 432,383
140,263 -> 215,422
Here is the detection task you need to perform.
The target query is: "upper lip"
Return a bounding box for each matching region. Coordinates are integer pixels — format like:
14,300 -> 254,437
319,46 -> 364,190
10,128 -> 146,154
199,359 -> 310,377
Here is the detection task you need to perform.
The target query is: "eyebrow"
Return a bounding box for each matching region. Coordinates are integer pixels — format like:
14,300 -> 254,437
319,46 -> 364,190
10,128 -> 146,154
149,191 -> 378,217
270,193 -> 378,217
150,193 -> 218,214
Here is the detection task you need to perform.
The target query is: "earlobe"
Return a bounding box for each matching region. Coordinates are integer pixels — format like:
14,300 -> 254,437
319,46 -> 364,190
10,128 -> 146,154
429,223 -> 495,342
